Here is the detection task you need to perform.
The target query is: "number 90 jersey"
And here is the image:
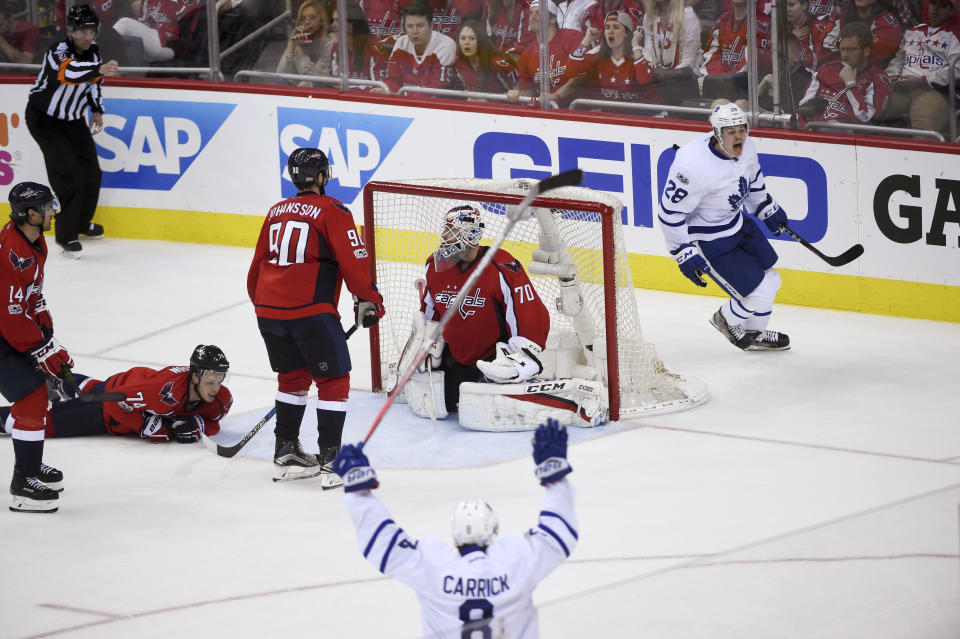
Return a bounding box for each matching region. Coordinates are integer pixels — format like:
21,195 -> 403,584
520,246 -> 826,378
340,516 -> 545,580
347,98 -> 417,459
344,480 -> 578,638
658,132 -> 780,253
247,192 -> 383,320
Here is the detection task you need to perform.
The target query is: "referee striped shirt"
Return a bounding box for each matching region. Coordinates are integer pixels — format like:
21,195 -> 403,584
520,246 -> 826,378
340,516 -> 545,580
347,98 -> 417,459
28,40 -> 104,121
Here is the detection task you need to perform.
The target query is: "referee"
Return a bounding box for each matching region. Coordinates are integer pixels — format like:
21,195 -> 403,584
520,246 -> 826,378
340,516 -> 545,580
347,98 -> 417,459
25,4 -> 119,258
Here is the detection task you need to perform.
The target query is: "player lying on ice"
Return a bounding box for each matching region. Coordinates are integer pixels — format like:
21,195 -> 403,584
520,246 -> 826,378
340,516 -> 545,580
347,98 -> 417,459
332,418 -> 577,638
659,103 -> 791,351
400,205 -> 607,431
0,345 -> 232,443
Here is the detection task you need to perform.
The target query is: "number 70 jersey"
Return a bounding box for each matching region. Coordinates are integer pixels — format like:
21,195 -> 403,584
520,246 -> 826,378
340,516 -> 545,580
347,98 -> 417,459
247,191 -> 383,320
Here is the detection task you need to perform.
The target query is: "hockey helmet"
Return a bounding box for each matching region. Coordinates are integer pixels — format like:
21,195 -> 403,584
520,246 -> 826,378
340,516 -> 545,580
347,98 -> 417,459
190,344 -> 229,382
8,182 -> 56,224
435,205 -> 484,270
451,499 -> 499,548
710,103 -> 749,139
67,4 -> 100,30
287,148 -> 332,190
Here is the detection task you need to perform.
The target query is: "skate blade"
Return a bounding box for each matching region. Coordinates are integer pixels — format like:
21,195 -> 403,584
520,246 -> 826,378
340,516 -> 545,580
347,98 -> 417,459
320,473 -> 344,491
43,481 -> 64,492
272,466 -> 323,483
10,496 -> 58,513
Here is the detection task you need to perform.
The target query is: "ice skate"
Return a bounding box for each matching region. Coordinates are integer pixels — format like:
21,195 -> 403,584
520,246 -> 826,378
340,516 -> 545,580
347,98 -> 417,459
80,223 -> 104,239
57,239 -> 82,259
747,329 -> 791,351
10,467 -> 59,513
317,446 -> 344,491
709,308 -> 753,351
273,437 -> 321,483
38,463 -> 64,492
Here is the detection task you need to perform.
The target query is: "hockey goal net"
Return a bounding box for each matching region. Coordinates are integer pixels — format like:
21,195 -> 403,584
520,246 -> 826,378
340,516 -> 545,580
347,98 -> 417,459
362,178 -> 707,422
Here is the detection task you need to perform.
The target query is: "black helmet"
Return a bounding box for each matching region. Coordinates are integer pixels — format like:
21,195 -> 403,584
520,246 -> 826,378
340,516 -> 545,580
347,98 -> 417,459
287,148 -> 332,190
8,182 -> 55,223
190,345 -> 229,378
67,4 -> 100,30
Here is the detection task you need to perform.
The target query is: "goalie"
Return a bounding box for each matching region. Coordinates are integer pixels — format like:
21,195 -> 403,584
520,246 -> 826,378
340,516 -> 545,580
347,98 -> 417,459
404,205 -> 550,418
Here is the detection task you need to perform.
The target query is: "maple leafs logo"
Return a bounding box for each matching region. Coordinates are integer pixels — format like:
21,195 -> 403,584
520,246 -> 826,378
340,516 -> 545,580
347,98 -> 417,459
727,177 -> 749,211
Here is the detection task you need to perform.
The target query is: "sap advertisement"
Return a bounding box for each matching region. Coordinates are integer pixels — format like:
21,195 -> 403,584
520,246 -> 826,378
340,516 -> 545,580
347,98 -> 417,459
0,83 -> 957,297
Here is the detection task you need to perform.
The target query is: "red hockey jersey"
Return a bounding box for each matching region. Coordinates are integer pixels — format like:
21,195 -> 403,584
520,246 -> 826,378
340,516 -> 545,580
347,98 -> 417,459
331,38 -> 389,83
799,59 -> 892,123
446,54 -> 518,92
796,14 -> 839,71
247,192 -> 382,320
138,0 -> 186,46
824,12 -> 903,67
364,0 -> 482,41
382,31 -> 457,92
0,222 -> 49,354
484,0 -> 534,55
89,366 -> 233,437
422,248 -> 550,366
516,28 -> 585,95
572,51 -> 660,103
702,10 -> 771,75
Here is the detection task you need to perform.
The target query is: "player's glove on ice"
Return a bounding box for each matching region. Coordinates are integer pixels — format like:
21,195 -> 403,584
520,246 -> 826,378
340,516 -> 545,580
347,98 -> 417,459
671,243 -> 708,288
757,204 -> 788,235
139,413 -> 171,443
354,299 -> 384,328
29,336 -> 74,379
533,418 -> 572,485
333,443 -> 379,492
170,417 -> 202,443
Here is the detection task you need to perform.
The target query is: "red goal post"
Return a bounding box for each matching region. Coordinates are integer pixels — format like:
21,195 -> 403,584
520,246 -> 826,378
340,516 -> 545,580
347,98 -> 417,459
362,178 -> 707,423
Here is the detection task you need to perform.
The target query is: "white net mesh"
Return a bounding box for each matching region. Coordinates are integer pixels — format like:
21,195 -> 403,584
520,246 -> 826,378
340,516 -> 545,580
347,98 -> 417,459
365,178 -> 707,420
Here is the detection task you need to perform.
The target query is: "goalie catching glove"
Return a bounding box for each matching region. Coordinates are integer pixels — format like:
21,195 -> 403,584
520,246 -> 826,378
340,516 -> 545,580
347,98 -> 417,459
476,336 -> 543,383
333,443 -> 379,493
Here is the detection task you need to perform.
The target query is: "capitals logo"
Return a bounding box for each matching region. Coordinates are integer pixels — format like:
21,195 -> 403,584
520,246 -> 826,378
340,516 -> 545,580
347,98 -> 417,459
727,176 -> 749,211
8,250 -> 34,272
435,288 -> 487,320
159,381 -> 178,407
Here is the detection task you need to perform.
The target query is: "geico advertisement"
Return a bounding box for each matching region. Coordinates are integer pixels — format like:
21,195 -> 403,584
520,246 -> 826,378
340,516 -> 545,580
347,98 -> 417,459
0,84 -> 956,286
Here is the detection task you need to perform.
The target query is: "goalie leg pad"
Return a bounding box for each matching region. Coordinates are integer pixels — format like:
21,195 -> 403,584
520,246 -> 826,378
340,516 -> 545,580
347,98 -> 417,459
458,378 -> 607,432
404,370 -> 450,420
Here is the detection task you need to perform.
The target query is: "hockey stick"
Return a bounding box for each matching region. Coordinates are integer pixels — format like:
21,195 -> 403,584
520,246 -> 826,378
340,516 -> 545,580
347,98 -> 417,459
204,324 -> 360,458
61,365 -> 126,403
778,223 -> 864,267
360,169 -> 585,445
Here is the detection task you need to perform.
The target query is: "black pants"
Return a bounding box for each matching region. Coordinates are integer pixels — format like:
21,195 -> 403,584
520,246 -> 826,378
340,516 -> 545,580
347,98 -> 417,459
25,101 -> 102,244
439,348 -> 484,414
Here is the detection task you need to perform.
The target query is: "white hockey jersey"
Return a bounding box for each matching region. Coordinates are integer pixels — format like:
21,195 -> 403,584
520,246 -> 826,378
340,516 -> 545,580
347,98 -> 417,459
344,480 -> 578,638
658,132 -> 780,252
885,24 -> 960,89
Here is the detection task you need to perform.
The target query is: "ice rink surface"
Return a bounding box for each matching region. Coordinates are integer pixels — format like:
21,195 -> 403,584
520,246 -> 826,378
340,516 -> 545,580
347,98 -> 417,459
1,239 -> 958,639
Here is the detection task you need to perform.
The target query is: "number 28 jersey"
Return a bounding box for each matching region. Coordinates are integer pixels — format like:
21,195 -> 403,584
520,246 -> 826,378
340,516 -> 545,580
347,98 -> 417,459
247,191 -> 382,320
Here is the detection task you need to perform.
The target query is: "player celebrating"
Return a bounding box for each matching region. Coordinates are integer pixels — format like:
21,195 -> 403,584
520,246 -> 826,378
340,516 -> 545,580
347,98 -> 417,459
0,345 -> 232,443
332,418 -> 577,637
248,147 -> 384,485
659,104 -> 791,351
411,204 -> 550,416
1,182 -> 72,512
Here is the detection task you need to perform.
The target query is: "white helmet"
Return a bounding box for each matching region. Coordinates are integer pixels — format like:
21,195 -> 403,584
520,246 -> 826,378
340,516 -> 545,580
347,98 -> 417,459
435,205 -> 485,270
709,103 -> 749,140
451,500 -> 499,548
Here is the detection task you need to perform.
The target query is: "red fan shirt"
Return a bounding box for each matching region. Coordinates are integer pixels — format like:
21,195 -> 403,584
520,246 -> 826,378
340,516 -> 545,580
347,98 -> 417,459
0,222 -> 49,354
576,52 -> 660,103
799,59 -> 892,124
331,38 -> 390,83
702,9 -> 771,75
447,54 -> 518,92
516,28 -> 585,94
422,248 -> 550,366
796,14 -> 839,71
484,0 -> 534,55
825,12 -> 903,67
247,191 -> 382,320
91,366 -> 233,436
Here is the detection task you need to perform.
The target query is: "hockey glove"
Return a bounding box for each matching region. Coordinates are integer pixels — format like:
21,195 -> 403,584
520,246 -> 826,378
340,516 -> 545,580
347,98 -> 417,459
757,203 -> 788,235
354,299 -> 384,328
671,243 -> 708,288
533,418 -> 572,485
29,336 -> 74,379
333,443 -> 379,492
139,413 -> 171,443
170,416 -> 202,444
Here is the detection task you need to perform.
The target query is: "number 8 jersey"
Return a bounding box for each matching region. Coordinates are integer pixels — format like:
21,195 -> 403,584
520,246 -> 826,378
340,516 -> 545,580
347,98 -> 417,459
247,191 -> 382,320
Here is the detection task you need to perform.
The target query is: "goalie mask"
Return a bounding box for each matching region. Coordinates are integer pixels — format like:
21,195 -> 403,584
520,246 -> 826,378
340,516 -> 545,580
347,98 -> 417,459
434,205 -> 484,271
451,499 -> 499,548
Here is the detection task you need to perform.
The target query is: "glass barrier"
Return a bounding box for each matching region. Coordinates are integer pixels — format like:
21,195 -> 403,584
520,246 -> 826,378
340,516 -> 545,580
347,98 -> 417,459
0,0 -> 956,142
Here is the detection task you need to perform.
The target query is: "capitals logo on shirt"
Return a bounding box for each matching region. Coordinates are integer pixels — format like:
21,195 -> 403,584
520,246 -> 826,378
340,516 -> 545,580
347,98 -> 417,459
727,176 -> 749,211
8,250 -> 34,272
159,381 -> 178,407
435,288 -> 487,320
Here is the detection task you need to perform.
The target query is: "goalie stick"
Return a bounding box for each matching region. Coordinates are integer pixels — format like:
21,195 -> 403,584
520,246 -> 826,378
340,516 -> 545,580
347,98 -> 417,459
61,365 -> 126,403
203,322 -> 359,458
778,223 -> 864,267
360,169 -> 585,445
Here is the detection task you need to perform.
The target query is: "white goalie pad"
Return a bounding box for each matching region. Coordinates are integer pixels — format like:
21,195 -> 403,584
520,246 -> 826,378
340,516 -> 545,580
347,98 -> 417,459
405,369 -> 449,420
458,378 -> 607,431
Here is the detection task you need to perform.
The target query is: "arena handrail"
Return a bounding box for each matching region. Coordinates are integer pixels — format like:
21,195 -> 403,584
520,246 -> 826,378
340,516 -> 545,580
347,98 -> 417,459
803,120 -> 945,142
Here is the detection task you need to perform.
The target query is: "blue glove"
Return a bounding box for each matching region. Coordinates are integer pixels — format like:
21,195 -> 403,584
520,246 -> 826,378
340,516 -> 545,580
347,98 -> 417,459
758,204 -> 788,235
333,443 -> 379,492
533,418 -> 572,485
670,243 -> 708,288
